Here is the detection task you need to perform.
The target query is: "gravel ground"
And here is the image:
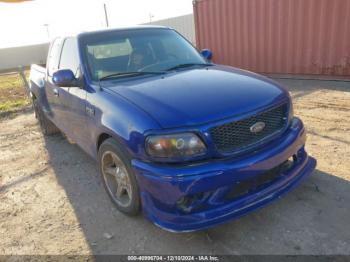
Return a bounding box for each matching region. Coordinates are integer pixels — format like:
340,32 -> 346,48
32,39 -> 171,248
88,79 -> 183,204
0,78 -> 349,255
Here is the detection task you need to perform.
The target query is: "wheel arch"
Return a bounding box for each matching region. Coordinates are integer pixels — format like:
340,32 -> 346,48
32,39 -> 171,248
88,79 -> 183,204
97,133 -> 112,151
96,131 -> 130,156
30,91 -> 37,100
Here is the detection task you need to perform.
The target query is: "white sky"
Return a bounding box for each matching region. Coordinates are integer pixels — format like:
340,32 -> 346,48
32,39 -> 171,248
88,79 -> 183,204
0,0 -> 193,48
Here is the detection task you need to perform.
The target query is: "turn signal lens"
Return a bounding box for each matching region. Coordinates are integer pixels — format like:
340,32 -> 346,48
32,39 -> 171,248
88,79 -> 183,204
145,133 -> 207,158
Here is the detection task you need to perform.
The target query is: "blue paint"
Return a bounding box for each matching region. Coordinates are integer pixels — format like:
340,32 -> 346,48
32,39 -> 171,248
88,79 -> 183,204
52,69 -> 76,87
29,27 -> 316,232
200,49 -> 213,60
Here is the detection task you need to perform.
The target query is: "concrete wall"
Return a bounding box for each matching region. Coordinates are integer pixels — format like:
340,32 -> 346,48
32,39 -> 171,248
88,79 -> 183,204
143,14 -> 196,45
0,43 -> 49,71
0,15 -> 196,71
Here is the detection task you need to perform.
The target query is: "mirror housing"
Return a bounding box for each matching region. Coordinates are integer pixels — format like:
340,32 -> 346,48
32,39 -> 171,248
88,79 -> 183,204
52,69 -> 77,87
200,49 -> 213,61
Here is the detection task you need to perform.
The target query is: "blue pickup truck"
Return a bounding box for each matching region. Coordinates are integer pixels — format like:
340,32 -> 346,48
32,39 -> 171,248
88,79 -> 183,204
29,26 -> 316,232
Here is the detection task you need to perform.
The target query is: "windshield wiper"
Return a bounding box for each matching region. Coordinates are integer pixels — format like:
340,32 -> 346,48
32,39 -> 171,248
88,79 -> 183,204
99,71 -> 166,81
166,63 -> 213,71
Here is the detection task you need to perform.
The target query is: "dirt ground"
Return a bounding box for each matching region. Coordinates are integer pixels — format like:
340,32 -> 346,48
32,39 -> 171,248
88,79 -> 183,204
0,78 -> 349,255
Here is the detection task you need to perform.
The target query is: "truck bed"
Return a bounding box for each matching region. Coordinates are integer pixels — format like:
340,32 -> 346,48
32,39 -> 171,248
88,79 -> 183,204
29,64 -> 47,100
29,64 -> 46,89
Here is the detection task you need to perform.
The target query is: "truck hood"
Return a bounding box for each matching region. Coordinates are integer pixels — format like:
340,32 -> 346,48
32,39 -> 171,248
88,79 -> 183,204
102,65 -> 289,129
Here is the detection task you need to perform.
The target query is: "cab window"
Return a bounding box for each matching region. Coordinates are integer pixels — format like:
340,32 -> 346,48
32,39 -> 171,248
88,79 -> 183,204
47,38 -> 62,76
59,38 -> 80,76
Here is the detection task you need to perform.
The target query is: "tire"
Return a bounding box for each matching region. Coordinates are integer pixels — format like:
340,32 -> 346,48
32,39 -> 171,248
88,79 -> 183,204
33,98 -> 60,136
98,138 -> 141,215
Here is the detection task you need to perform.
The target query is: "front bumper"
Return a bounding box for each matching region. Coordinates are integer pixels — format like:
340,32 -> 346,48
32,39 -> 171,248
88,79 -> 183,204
132,118 -> 316,232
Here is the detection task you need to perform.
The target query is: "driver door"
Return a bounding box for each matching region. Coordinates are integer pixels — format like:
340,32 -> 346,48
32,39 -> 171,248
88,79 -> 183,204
57,37 -> 89,148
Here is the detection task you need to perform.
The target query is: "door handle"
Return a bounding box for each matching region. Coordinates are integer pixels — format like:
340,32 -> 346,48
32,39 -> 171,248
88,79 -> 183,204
53,88 -> 59,97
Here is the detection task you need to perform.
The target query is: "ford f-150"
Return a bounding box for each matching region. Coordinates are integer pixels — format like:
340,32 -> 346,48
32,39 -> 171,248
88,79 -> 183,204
29,26 -> 316,232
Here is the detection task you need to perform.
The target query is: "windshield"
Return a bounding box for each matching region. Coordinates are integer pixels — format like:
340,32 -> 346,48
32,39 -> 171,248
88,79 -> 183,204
79,28 -> 208,81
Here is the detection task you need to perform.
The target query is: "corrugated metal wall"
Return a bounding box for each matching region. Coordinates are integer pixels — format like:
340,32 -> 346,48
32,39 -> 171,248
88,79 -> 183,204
0,43 -> 49,71
194,0 -> 350,76
143,14 -> 196,45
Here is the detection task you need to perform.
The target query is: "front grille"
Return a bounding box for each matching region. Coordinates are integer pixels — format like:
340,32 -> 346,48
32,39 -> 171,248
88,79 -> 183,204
210,103 -> 288,153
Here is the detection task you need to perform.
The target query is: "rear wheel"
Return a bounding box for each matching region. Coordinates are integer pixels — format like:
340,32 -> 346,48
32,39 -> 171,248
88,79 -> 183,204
98,138 -> 141,215
33,98 -> 59,135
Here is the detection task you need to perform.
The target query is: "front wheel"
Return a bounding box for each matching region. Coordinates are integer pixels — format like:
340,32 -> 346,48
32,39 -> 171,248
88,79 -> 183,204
98,138 -> 141,215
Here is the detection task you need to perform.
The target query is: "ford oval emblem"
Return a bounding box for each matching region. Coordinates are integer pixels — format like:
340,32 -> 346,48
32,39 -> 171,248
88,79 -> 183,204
250,122 -> 266,134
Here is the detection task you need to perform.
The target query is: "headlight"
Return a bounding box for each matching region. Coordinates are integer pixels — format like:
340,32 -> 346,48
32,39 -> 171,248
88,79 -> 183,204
145,133 -> 207,158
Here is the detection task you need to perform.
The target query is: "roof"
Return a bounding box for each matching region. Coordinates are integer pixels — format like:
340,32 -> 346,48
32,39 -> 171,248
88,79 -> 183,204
77,25 -> 170,37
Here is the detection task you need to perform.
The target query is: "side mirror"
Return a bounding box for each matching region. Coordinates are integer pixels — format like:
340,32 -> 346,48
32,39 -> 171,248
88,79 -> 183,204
200,49 -> 213,61
52,69 -> 77,87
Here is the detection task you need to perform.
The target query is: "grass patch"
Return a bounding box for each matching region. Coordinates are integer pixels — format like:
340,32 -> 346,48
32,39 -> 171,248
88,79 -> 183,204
0,99 -> 30,112
0,71 -> 31,115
